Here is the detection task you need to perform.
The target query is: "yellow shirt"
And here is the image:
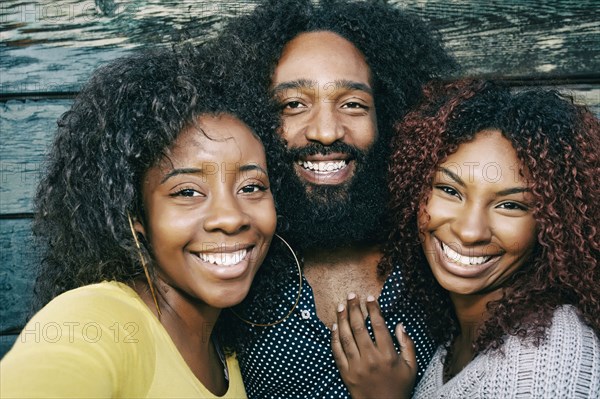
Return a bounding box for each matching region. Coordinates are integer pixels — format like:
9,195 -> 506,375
0,281 -> 247,398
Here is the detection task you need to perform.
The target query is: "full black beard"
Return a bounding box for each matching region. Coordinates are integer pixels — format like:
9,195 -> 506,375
276,139 -> 389,251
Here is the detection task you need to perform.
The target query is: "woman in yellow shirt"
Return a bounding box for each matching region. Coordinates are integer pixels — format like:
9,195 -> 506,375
1,45 -> 285,398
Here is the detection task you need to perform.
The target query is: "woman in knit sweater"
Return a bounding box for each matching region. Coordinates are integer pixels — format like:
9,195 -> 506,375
332,79 -> 599,398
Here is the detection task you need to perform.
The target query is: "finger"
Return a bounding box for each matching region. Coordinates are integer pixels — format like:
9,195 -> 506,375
337,301 -> 360,360
331,323 -> 349,371
396,323 -> 417,373
366,295 -> 395,354
346,293 -> 373,353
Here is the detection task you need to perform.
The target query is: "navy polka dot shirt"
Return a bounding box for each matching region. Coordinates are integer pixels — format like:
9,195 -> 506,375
238,264 -> 436,398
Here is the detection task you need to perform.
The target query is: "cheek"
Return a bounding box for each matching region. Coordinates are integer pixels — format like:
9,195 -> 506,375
279,118 -> 301,143
158,210 -> 196,230
421,196 -> 448,229
146,205 -> 198,252
355,117 -> 378,148
505,218 -> 538,257
259,200 -> 278,236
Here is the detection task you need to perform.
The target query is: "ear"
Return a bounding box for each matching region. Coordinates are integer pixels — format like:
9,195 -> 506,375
133,217 -> 146,238
128,212 -> 147,239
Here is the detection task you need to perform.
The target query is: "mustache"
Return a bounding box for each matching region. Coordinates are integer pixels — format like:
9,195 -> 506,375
285,141 -> 367,161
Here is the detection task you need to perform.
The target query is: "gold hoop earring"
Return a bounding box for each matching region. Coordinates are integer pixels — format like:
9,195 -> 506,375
127,212 -> 162,317
231,233 -> 302,327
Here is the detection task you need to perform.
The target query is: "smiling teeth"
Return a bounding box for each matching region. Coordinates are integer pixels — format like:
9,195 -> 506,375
298,160 -> 347,173
441,242 -> 491,266
198,249 -> 247,266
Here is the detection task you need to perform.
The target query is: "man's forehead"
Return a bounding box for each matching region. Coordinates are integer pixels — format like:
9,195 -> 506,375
272,31 -> 373,88
272,78 -> 373,96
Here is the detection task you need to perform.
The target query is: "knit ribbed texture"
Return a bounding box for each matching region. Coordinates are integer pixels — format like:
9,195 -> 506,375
414,306 -> 600,398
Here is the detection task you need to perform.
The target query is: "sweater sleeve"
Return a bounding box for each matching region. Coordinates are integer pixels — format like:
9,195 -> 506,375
0,283 -> 155,398
413,306 -> 600,399
503,305 -> 600,398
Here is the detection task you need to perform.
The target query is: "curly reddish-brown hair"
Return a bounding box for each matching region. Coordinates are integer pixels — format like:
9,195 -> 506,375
382,79 -> 600,353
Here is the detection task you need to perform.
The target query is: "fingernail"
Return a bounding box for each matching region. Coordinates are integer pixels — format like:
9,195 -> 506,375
332,323 -> 338,332
338,303 -> 345,312
366,295 -> 375,302
347,292 -> 356,300
397,323 -> 406,333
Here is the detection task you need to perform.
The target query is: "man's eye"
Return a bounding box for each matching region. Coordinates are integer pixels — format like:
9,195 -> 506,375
284,101 -> 305,109
342,102 -> 367,109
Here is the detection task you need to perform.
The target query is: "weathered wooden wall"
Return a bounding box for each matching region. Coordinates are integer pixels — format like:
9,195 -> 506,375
1,0 -> 599,357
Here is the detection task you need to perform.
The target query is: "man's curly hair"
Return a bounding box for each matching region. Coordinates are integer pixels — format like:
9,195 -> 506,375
32,45 -> 285,313
383,79 -> 600,354
212,0 -> 456,150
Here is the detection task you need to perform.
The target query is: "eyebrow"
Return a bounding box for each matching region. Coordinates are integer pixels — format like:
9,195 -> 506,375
160,164 -> 268,184
439,167 -> 465,188
239,164 -> 268,176
161,168 -> 202,184
272,79 -> 373,96
438,167 -> 531,196
496,187 -> 531,196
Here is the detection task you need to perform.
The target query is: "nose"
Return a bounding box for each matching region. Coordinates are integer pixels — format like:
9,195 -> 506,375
304,106 -> 344,145
203,195 -> 251,235
450,203 -> 492,245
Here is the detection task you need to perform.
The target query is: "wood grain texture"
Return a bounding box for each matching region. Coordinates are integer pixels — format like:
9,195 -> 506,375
1,0 -> 598,95
0,219 -> 38,334
393,0 -> 600,77
0,99 -> 71,214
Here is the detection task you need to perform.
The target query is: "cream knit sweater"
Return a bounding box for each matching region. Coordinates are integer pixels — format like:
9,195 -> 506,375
414,306 -> 600,398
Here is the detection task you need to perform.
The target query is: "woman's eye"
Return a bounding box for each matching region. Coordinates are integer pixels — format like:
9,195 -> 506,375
172,188 -> 201,197
239,184 -> 268,194
436,185 -> 460,198
497,201 -> 528,211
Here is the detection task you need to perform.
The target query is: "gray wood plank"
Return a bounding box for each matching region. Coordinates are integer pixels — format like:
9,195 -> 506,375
396,0 -> 600,77
1,0 -> 257,94
1,86 -> 598,214
1,0 -> 599,95
543,85 -> 599,114
0,219 -> 38,335
0,99 -> 72,214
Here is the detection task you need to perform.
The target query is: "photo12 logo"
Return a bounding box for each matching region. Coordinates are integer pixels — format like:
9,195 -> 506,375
20,321 -> 139,344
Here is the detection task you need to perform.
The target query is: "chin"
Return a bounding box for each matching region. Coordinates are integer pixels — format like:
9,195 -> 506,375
213,286 -> 252,309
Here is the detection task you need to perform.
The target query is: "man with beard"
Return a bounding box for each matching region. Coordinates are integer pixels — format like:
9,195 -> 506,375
212,0 -> 455,397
